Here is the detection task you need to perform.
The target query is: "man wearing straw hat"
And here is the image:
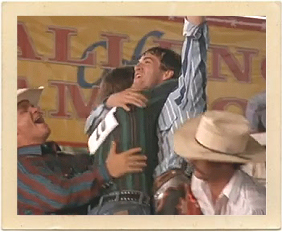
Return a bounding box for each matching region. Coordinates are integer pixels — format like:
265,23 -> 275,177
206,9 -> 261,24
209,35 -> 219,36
17,87 -> 147,215
174,110 -> 266,215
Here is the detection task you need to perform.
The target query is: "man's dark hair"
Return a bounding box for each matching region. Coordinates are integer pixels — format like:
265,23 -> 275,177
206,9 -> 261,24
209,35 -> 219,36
143,47 -> 181,80
96,66 -> 134,104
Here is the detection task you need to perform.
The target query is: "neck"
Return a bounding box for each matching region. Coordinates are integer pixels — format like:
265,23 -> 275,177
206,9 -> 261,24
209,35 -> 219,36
207,169 -> 236,204
17,138 -> 46,148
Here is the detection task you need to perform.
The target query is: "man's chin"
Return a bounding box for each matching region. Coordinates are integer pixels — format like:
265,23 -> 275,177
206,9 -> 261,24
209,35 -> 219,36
194,170 -> 207,180
43,129 -> 51,142
132,81 -> 147,90
38,123 -> 51,138
131,82 -> 140,89
45,126 -> 51,137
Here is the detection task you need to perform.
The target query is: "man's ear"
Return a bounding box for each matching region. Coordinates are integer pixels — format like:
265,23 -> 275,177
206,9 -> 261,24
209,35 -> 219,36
162,70 -> 174,81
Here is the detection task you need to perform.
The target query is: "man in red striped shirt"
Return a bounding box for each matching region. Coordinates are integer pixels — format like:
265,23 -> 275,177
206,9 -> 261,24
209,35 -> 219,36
17,87 -> 147,215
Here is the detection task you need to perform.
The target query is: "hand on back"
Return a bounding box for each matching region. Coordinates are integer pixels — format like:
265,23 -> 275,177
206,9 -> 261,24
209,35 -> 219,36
106,141 -> 147,178
106,88 -> 148,111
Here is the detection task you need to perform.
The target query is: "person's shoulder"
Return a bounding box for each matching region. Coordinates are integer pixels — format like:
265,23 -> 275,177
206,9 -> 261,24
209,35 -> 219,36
143,79 -> 178,95
240,170 -> 266,192
247,91 -> 266,105
239,170 -> 266,208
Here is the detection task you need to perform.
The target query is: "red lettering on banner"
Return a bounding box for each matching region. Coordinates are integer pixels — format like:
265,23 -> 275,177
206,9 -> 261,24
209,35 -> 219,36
261,58 -> 266,80
209,45 -> 227,81
47,27 -> 96,66
49,81 -> 99,119
49,81 -> 71,118
154,39 -> 182,50
101,33 -> 129,68
236,47 -> 258,82
211,97 -> 248,113
67,83 -> 99,119
209,45 -> 258,83
17,23 -> 43,61
17,77 -> 29,89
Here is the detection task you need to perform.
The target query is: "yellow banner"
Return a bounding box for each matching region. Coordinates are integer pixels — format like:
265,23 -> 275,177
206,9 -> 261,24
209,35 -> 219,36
17,16 -> 266,146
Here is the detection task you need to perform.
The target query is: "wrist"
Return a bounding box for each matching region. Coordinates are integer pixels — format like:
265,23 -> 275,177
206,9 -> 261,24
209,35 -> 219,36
98,162 -> 114,189
104,97 -> 112,109
105,160 -> 117,179
98,161 -> 113,181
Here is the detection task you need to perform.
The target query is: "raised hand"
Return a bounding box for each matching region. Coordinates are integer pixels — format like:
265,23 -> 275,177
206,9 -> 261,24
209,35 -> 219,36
186,16 -> 205,25
106,88 -> 148,111
106,141 -> 147,178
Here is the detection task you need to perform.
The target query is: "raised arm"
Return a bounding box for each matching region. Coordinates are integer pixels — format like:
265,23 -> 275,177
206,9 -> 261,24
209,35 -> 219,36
155,16 -> 209,177
85,90 -> 148,135
174,16 -> 209,117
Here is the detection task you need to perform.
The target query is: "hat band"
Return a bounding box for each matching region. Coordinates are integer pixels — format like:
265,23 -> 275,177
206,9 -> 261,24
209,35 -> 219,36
194,138 -> 250,161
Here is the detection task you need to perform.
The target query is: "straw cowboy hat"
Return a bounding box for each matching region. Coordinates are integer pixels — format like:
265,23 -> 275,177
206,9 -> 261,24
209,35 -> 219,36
174,110 -> 266,163
17,86 -> 44,106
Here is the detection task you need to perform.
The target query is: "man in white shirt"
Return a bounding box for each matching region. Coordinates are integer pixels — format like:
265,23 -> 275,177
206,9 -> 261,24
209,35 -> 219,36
173,110 -> 266,215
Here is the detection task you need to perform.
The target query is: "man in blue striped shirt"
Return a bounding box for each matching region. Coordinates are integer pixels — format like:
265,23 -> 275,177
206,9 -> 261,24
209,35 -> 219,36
85,16 -> 209,178
154,17 -> 208,176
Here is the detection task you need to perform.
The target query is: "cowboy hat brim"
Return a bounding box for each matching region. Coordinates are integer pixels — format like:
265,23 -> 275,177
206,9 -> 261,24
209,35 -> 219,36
174,115 -> 266,163
17,87 -> 44,107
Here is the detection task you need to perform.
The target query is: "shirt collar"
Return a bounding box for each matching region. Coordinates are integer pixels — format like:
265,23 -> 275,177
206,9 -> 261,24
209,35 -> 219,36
191,169 -> 243,204
18,144 -> 43,156
191,174 -> 209,199
18,143 -> 56,156
221,169 -> 243,203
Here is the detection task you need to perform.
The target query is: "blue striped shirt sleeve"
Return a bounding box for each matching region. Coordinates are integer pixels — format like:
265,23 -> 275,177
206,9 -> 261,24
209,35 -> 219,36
155,18 -> 209,176
174,19 -> 209,114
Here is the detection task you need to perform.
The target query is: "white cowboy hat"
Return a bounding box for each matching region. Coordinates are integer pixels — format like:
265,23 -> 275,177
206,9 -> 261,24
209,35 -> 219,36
174,110 -> 266,163
17,86 -> 44,106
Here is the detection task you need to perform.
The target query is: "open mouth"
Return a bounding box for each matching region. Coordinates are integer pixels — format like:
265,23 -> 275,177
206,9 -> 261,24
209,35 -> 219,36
134,73 -> 141,79
34,117 -> 45,124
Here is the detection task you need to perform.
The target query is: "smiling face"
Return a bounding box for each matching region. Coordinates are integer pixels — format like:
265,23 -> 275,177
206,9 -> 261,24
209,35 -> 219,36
17,100 -> 50,147
132,53 -> 167,90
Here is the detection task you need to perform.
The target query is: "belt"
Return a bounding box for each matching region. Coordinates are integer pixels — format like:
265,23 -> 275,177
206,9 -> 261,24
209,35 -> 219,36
99,191 -> 150,206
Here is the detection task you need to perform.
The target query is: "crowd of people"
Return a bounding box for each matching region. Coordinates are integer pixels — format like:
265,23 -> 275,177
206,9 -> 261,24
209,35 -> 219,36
17,16 -> 266,215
